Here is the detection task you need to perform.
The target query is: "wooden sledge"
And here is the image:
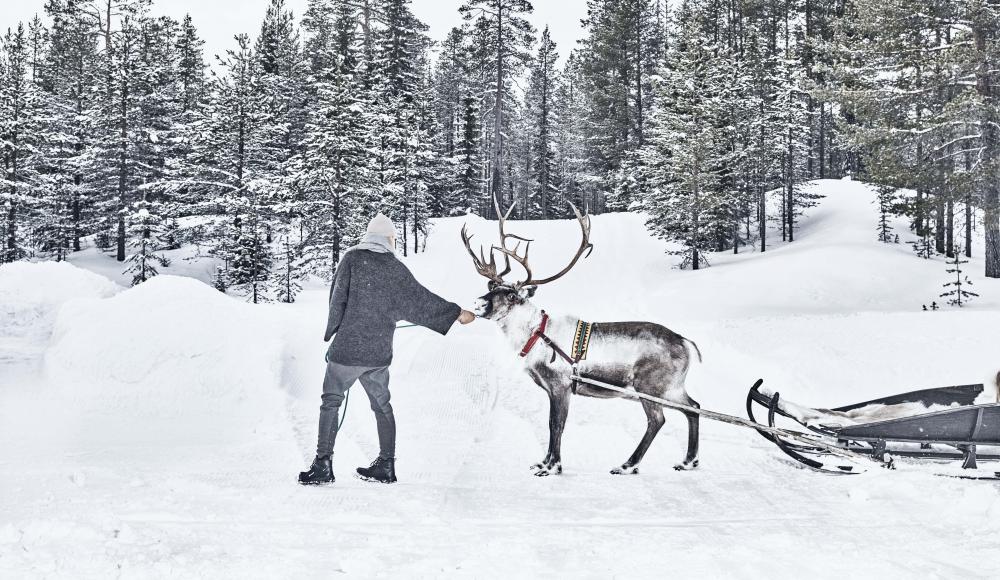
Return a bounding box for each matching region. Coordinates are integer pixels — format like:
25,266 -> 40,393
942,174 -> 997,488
746,380 -> 1000,475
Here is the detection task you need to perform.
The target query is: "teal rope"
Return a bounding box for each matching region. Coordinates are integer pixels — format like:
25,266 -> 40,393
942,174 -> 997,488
338,389 -> 350,429
332,322 -> 418,430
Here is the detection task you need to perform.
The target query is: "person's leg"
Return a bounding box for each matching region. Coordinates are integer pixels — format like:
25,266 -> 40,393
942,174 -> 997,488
358,366 -> 395,460
315,362 -> 367,458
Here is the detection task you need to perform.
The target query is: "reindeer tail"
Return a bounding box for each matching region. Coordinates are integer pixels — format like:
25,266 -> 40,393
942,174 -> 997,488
684,338 -> 703,364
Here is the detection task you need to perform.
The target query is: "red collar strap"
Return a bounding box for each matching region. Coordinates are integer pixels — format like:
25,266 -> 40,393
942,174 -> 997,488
519,311 -> 549,357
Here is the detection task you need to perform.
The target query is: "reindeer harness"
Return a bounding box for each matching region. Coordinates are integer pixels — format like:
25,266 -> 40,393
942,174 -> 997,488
520,311 -> 595,365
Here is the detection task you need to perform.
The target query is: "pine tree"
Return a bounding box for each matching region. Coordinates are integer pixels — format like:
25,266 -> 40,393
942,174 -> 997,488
453,94 -> 482,214
579,0 -> 660,212
637,0 -> 728,270
272,232 -> 301,303
196,33 -> 276,292
123,193 -> 167,285
41,0 -> 101,256
293,47 -> 369,277
553,52 -> 593,214
459,0 -> 535,214
433,27 -> 469,160
525,26 -> 559,219
940,249 -> 979,307
843,0 -> 1000,278
0,23 -> 49,263
876,185 -> 896,243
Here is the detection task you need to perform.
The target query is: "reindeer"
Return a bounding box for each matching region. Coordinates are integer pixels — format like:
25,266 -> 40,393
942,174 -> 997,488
462,200 -> 703,476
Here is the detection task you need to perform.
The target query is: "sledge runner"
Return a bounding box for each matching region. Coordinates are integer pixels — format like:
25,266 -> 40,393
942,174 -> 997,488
299,213 -> 476,485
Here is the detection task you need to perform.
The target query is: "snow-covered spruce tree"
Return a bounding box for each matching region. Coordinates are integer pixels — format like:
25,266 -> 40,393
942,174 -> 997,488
912,233 -> 935,260
254,0 -> 305,218
228,183 -> 274,303
131,14 -> 189,258
77,1 -> 149,262
407,51 -> 444,248
712,42 -> 756,254
940,249 -> 979,307
459,0 -> 535,215
553,52 -> 594,216
293,0 -> 370,279
772,29 -> 816,244
211,264 -> 227,293
82,4 -> 162,264
580,0 -> 660,212
371,0 -> 437,255
637,0 -> 727,271
123,195 -> 168,286
452,94 -> 483,215
525,25 -> 560,219
39,0 -> 102,255
176,14 -> 207,114
195,34 -> 276,293
844,0 -> 1000,278
272,233 -> 301,303
876,185 -> 897,243
163,13 -> 209,230
433,27 -> 468,162
0,23 -> 49,263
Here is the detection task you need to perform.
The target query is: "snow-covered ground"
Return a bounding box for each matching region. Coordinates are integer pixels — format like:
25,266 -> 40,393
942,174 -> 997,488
2,179 -> 999,578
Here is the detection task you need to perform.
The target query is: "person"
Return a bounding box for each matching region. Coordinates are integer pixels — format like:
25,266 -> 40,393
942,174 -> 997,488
298,213 -> 476,485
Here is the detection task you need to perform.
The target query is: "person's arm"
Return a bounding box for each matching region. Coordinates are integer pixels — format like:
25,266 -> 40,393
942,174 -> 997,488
324,254 -> 352,341
395,266 -> 464,335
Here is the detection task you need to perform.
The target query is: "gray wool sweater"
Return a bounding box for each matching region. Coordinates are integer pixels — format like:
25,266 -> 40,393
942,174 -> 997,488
324,249 -> 461,367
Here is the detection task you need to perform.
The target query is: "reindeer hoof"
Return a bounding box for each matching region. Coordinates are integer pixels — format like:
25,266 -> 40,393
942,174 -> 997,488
673,459 -> 699,471
611,465 -> 639,475
533,462 -> 562,477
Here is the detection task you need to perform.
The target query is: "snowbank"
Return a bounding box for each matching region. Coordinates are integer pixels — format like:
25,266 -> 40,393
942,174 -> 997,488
0,262 -> 121,359
43,274 -> 294,447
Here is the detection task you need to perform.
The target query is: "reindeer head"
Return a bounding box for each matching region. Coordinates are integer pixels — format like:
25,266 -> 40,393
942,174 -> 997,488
461,198 -> 593,321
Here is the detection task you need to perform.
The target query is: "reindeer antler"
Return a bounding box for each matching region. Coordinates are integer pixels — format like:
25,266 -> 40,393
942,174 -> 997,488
462,197 -> 593,288
460,224 -> 510,285
492,201 -> 593,287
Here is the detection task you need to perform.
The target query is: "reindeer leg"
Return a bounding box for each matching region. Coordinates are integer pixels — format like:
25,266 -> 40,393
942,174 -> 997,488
534,389 -> 569,477
612,400 -> 664,475
674,395 -> 700,471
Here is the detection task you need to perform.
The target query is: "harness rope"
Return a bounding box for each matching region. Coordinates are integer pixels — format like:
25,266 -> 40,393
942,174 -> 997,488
332,322 -> 421,430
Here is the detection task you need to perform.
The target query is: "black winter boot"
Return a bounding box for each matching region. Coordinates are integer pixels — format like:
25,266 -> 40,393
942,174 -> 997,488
298,455 -> 334,485
356,457 -> 397,483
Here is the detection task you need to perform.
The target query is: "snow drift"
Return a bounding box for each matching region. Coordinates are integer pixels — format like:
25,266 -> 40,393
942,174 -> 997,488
43,275 -> 295,449
0,261 -> 120,347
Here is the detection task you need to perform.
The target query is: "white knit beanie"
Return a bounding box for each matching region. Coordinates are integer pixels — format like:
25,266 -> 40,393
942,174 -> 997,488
366,213 -> 396,238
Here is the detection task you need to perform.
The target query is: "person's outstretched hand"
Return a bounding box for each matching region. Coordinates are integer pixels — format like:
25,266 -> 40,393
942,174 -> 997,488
458,310 -> 476,325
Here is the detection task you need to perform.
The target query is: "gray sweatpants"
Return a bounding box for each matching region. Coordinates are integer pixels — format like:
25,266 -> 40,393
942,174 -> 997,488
316,362 -> 395,460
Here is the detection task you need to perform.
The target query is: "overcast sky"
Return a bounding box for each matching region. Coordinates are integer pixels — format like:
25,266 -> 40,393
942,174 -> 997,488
3,0 -> 589,66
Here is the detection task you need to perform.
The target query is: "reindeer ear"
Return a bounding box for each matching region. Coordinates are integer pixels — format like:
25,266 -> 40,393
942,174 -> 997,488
519,285 -> 537,300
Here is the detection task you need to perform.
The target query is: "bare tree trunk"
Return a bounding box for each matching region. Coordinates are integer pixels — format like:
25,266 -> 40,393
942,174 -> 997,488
946,198 -> 955,257
491,5 -> 504,208
116,58 -> 128,262
966,191 -> 974,258
935,194 -> 946,254
759,98 -> 767,252
974,3 -> 1000,277
818,102 -> 826,179
73,65 -> 84,252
